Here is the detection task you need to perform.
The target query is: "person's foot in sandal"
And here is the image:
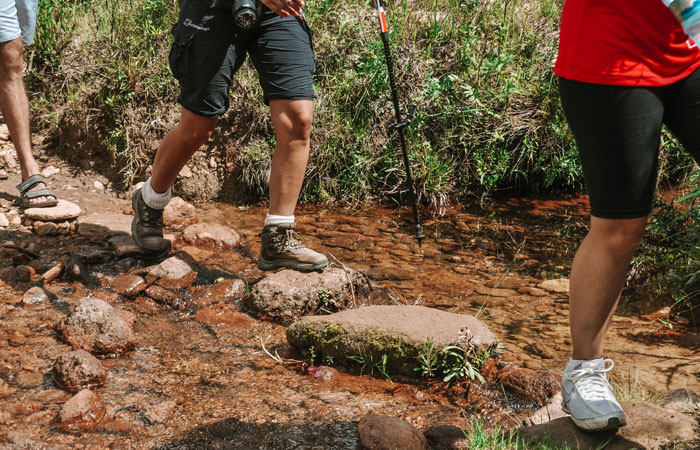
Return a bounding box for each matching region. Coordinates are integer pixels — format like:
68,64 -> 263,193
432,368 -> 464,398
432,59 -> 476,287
17,174 -> 59,208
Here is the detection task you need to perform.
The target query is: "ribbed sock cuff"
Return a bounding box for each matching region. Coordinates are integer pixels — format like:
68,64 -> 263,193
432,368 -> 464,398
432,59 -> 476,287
264,214 -> 295,226
141,177 -> 172,210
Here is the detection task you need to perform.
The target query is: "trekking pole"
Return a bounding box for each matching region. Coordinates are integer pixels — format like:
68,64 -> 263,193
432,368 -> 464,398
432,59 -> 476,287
375,0 -> 425,247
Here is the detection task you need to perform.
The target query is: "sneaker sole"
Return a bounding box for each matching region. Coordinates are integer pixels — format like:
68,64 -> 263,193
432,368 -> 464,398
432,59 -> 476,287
561,399 -> 627,431
131,192 -> 168,255
257,256 -> 328,272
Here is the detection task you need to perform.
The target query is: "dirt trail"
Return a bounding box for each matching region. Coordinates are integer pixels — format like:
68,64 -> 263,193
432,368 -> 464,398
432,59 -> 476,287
0,154 -> 698,449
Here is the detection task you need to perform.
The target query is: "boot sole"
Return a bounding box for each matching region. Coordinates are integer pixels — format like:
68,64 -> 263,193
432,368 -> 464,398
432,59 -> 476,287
561,399 -> 627,431
257,256 -> 328,272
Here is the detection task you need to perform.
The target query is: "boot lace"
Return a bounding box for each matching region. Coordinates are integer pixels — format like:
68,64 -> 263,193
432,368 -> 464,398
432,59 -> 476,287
141,204 -> 163,228
565,359 -> 615,401
272,228 -> 305,253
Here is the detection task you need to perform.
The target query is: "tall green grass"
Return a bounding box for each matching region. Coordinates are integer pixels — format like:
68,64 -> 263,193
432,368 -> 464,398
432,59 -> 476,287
24,0 -> 700,211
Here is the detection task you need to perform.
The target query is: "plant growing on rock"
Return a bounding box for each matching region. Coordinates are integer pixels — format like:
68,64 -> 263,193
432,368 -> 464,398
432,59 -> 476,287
415,340 -> 487,383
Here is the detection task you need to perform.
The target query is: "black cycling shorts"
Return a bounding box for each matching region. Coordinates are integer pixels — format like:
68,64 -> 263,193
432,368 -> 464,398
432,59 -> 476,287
169,0 -> 315,117
559,69 -> 700,219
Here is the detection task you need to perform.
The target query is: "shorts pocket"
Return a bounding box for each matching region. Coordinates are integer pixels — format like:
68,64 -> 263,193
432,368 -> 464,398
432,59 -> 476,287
169,23 -> 197,83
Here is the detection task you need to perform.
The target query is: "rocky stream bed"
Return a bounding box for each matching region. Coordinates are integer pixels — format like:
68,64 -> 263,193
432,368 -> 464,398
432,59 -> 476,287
0,146 -> 698,449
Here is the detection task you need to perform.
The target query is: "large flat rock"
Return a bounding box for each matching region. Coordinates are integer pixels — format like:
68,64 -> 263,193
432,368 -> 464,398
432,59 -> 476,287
77,213 -> 132,239
518,401 -> 697,450
287,305 -> 498,376
24,199 -> 81,221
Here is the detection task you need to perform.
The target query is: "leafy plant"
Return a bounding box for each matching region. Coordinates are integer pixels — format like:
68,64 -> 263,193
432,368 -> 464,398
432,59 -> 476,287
442,345 -> 485,383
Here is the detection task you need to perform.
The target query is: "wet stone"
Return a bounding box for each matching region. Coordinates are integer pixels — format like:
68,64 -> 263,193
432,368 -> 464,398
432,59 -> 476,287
194,304 -> 255,328
15,265 -> 35,281
109,234 -> 174,258
41,262 -> 63,282
496,365 -> 560,407
243,268 -> 371,323
16,369 -> 44,388
307,365 -> 337,382
53,350 -> 107,392
357,414 -> 428,450
525,341 -> 554,359
144,400 -> 177,424
163,197 -> 198,229
35,221 -> 58,236
75,245 -> 112,264
0,378 -> 16,397
58,389 -> 106,433
474,286 -> 516,297
22,286 -> 49,307
523,392 -> 566,426
57,297 -> 136,355
24,199 -> 81,221
63,254 -> 88,282
193,278 -> 247,307
517,286 -> 547,296
109,275 -> 147,298
537,278 -> 569,294
8,330 -> 26,347
147,256 -> 195,286
182,223 -> 241,249
144,284 -> 183,308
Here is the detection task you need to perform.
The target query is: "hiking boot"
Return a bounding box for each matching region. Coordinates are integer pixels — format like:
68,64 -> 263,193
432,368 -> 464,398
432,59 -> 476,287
131,188 -> 166,254
561,358 -> 627,431
257,222 -> 328,272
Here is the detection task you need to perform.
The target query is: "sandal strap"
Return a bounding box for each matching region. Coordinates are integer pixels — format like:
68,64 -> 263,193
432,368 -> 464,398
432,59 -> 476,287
16,174 -> 48,194
24,188 -> 57,200
0,163 -> 4,169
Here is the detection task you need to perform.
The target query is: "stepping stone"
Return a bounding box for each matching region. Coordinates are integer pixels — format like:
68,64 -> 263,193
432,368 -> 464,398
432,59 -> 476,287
243,268 -> 371,323
24,199 -> 81,221
518,401 -> 697,450
77,213 -> 132,239
287,305 -> 498,377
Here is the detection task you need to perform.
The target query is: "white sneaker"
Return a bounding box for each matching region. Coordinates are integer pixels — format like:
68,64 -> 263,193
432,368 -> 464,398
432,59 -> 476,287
561,358 -> 627,431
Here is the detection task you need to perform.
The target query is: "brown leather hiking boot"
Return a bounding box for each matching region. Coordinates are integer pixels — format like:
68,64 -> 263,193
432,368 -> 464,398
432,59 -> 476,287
131,188 -> 167,254
257,222 -> 328,272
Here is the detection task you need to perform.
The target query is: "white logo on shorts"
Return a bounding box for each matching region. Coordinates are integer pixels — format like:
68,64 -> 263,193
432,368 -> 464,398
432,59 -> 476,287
183,18 -> 210,31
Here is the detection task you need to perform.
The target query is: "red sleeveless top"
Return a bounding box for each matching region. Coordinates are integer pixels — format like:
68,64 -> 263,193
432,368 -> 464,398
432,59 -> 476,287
554,0 -> 700,86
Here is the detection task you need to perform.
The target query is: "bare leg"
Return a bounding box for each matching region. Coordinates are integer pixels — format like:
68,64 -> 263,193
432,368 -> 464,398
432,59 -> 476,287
569,216 -> 647,360
0,38 -> 50,204
150,107 -> 217,193
268,99 -> 313,216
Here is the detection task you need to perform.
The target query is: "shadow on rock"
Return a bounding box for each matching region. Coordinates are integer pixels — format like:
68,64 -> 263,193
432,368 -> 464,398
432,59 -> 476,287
153,418 -> 360,450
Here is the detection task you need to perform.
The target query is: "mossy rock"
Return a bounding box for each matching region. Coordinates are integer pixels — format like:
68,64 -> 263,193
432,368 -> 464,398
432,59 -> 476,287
286,305 -> 498,377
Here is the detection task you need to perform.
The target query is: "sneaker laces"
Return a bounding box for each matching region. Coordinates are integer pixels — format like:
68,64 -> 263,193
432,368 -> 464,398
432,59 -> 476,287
565,359 -> 615,402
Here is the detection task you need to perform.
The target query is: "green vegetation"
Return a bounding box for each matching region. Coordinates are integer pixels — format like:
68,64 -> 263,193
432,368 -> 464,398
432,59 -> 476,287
460,418 -> 576,450
415,339 -> 487,383
26,0 -> 600,200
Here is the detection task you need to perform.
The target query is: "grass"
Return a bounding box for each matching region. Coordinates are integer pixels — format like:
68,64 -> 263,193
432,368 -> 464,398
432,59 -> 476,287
459,418 -> 576,450
24,0 -> 588,201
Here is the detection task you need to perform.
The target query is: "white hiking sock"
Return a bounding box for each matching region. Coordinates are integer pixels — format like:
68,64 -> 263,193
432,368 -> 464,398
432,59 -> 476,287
265,214 -> 295,226
142,177 -> 172,210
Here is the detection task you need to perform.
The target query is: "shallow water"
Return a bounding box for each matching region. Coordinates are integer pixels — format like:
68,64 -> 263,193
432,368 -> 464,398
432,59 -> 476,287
0,187 -> 697,448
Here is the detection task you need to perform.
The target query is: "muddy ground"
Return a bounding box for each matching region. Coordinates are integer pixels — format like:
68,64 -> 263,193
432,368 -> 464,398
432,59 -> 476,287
0,151 -> 698,449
